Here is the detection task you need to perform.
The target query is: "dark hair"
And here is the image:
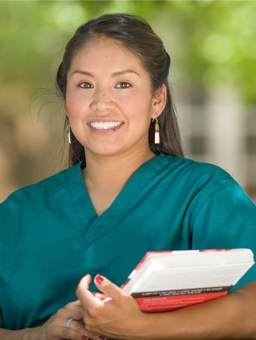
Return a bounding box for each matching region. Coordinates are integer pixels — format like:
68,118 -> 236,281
56,13 -> 184,167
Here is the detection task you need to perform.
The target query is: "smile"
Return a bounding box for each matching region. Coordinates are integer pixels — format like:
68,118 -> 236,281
89,121 -> 122,130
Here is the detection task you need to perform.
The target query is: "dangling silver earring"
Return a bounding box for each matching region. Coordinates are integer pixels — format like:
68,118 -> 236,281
154,118 -> 160,144
67,124 -> 71,144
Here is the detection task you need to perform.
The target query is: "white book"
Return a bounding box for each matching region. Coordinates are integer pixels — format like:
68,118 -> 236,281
121,249 -> 254,312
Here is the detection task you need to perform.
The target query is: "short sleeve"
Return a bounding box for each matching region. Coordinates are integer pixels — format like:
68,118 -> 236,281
188,170 -> 256,289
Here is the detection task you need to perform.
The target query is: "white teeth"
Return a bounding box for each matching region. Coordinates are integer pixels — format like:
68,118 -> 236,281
90,121 -> 122,130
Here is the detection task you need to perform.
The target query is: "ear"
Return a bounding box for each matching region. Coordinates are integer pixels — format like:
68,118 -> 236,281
151,84 -> 167,119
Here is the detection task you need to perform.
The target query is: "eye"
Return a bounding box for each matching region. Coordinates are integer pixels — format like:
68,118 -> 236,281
78,82 -> 93,89
115,82 -> 131,89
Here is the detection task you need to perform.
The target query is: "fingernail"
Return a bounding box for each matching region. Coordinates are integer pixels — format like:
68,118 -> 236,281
81,335 -> 89,340
95,274 -> 104,284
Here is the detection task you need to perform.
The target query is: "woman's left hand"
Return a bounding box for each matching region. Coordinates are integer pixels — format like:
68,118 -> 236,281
76,274 -> 148,340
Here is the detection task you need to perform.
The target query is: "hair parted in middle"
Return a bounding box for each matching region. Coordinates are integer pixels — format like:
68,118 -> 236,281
56,13 -> 184,167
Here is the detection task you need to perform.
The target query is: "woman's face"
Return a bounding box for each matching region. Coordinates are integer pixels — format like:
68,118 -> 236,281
65,37 -> 166,159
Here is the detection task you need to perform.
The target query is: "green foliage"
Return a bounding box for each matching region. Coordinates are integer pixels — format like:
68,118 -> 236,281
0,0 -> 255,104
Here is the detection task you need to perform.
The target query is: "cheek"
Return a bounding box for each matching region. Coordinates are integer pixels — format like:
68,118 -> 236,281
65,94 -> 83,118
121,90 -> 153,113
129,98 -> 154,122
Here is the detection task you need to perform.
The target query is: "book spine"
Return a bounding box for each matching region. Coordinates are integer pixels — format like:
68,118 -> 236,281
131,286 -> 231,298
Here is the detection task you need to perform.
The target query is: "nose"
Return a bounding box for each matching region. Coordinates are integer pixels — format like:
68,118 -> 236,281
90,88 -> 114,112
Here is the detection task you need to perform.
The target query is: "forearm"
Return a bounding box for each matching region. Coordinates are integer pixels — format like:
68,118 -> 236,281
137,281 -> 256,340
0,327 -> 40,340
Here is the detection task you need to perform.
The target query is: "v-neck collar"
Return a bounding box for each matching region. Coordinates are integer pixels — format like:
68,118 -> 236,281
65,155 -> 172,227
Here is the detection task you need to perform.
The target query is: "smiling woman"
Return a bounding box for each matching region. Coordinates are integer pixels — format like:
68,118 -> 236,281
1,13 -> 256,340
57,14 -> 184,167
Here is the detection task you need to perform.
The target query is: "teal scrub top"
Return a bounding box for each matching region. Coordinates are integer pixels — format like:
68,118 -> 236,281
1,155 -> 256,329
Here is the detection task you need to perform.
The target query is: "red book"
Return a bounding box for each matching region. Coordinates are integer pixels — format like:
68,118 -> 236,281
121,249 -> 254,312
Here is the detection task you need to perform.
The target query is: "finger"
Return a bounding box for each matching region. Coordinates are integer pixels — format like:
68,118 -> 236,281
79,273 -> 92,290
62,327 -> 88,340
76,274 -> 98,307
64,317 -> 90,340
57,302 -> 85,321
93,292 -> 108,301
65,318 -> 85,332
45,316 -> 87,340
93,274 -> 126,305
65,299 -> 83,308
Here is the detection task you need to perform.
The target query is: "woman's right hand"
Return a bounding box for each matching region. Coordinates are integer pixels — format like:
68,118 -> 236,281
0,300 -> 103,340
36,300 -> 88,340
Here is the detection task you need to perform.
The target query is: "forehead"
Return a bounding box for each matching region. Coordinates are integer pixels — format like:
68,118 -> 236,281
69,36 -> 145,71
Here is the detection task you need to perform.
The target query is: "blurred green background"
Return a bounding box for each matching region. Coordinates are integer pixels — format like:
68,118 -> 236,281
1,0 -> 256,202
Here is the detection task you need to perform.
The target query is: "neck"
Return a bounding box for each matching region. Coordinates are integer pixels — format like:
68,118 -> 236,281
82,148 -> 155,215
83,149 -> 155,190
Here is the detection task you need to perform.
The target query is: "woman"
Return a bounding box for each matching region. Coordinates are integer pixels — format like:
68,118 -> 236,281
1,13 -> 256,340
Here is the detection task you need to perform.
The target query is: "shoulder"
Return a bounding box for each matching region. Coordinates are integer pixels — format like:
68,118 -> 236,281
157,155 -> 235,187
156,155 -> 256,208
0,163 -> 81,212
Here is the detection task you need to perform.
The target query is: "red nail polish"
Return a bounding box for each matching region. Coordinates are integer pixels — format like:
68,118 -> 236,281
95,274 -> 104,284
81,335 -> 89,340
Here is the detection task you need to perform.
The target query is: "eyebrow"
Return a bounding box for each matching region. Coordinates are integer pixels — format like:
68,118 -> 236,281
70,70 -> 93,77
112,70 -> 140,77
70,69 -> 140,77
